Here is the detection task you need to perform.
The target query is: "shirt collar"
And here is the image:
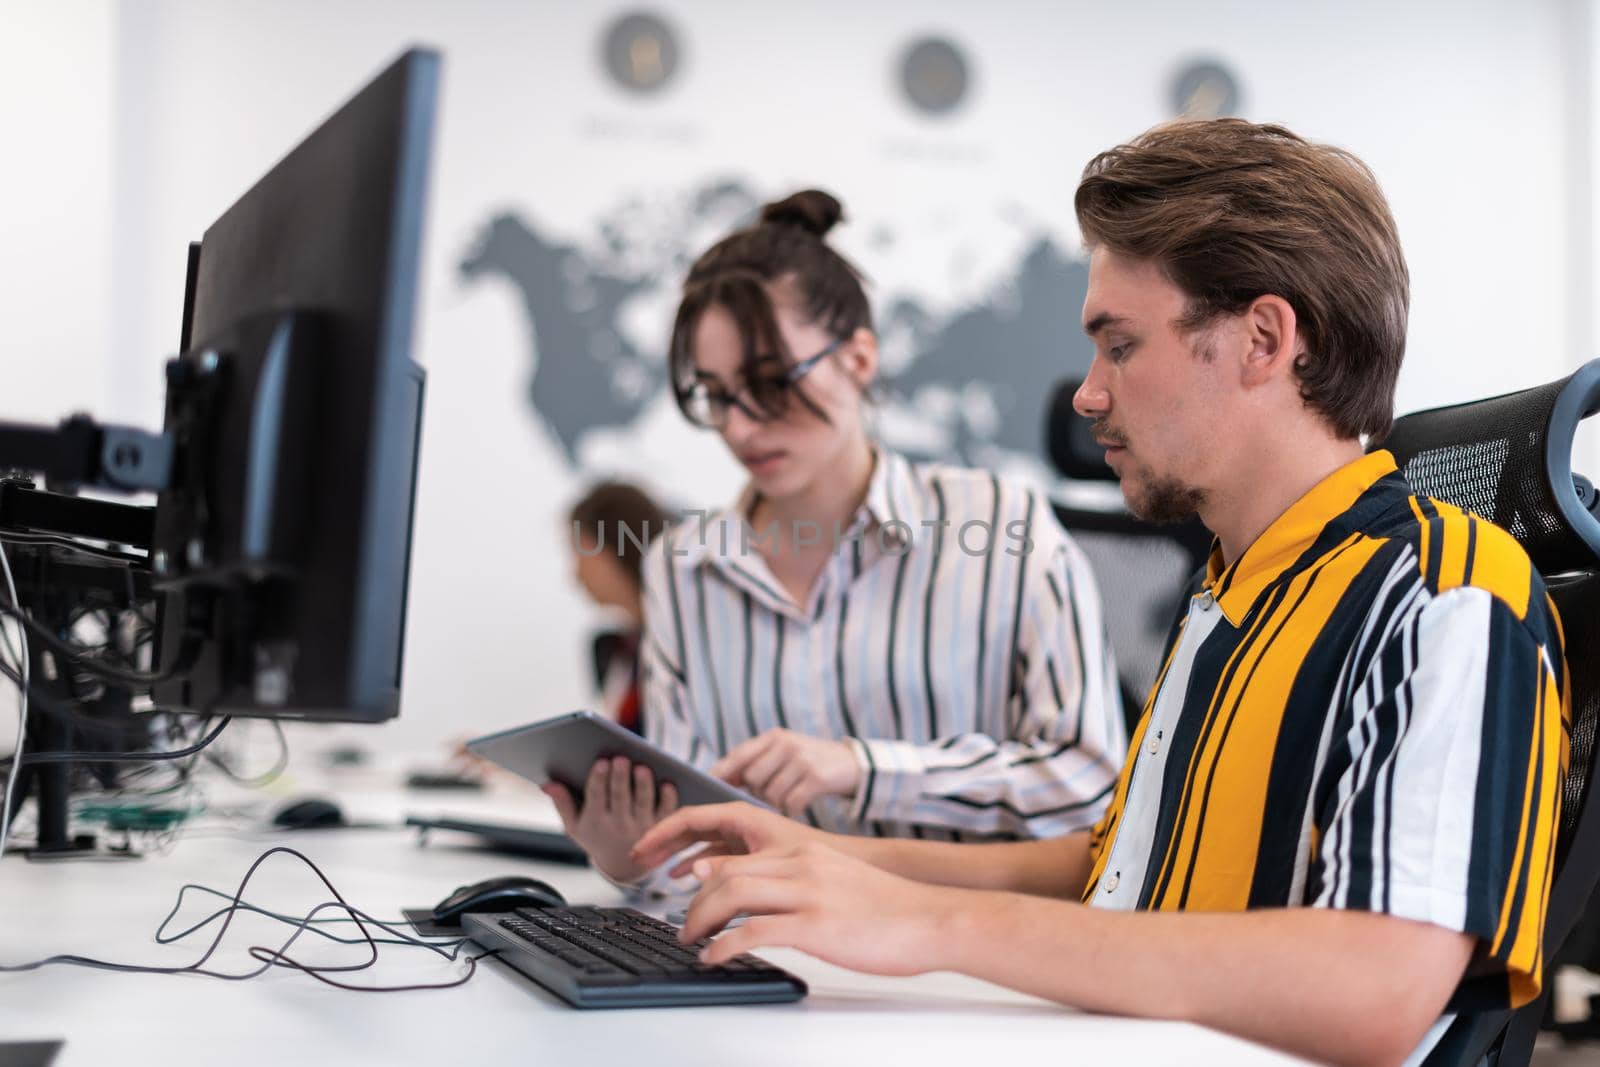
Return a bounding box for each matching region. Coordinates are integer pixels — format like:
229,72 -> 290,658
1205,449 -> 1400,625
861,448 -> 926,546
673,446 -> 925,568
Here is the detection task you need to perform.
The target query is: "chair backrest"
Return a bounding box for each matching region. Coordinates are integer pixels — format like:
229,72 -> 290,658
1376,360 -> 1600,1066
1043,380 -> 1211,729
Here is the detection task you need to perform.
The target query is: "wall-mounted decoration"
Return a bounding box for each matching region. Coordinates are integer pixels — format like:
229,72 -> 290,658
899,37 -> 971,116
601,11 -> 681,95
1170,58 -> 1241,119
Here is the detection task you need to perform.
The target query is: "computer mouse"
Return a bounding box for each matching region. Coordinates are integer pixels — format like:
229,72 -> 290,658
430,875 -> 567,925
271,797 -> 347,830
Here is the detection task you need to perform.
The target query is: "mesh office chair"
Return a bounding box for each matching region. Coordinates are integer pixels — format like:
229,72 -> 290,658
1043,380 -> 1211,730
1377,360 -> 1600,1067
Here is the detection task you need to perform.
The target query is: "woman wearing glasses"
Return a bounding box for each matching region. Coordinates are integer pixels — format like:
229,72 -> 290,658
543,190 -> 1126,890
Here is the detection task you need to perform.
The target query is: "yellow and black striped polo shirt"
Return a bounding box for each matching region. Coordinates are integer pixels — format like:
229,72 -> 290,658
1083,450 -> 1568,1063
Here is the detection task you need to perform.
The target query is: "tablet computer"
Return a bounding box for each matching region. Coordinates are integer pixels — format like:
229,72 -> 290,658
466,711 -> 765,809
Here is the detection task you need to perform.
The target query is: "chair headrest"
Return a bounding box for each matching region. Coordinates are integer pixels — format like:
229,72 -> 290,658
1045,378 -> 1116,482
1381,359 -> 1600,577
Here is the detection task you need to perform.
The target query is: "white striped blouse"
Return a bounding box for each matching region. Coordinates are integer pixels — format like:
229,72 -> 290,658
637,448 -> 1127,850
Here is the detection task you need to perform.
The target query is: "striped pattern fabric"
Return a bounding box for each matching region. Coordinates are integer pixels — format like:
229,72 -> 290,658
638,449 -> 1126,850
1082,450 -> 1569,1065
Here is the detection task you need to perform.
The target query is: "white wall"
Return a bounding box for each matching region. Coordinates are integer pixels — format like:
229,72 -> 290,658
0,2 -> 116,420
1580,0 -> 1600,482
3,0 -> 1594,754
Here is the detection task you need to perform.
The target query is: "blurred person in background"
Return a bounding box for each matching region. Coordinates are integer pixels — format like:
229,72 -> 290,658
449,481 -> 671,777
568,481 -> 673,735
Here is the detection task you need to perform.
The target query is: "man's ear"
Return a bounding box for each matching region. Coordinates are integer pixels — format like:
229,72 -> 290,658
1240,295 -> 1300,389
841,327 -> 879,387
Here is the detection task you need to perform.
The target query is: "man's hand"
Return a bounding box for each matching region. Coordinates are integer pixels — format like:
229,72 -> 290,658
543,756 -> 678,883
632,801 -> 824,878
678,842 -> 962,976
634,803 -> 958,975
710,728 -> 861,815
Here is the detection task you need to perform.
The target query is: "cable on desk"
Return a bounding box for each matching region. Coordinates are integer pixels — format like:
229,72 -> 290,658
158,882 -> 456,950
0,845 -> 498,991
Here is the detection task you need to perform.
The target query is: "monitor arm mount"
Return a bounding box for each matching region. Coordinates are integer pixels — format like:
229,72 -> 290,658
1,309 -> 321,573
0,415 -> 175,500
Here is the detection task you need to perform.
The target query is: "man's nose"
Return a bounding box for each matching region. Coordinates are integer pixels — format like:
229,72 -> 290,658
1074,360 -> 1111,419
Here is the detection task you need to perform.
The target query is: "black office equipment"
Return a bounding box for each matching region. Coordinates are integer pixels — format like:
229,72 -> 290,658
1043,378 -> 1211,730
1373,360 -> 1600,1067
430,875 -> 567,924
404,770 -> 484,790
0,1040 -> 62,1067
0,48 -> 440,855
149,48 -> 437,723
407,815 -> 590,865
463,907 -> 808,1009
270,797 -> 348,830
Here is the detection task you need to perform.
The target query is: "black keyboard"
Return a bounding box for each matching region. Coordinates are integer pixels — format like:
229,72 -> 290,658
462,906 -> 807,1009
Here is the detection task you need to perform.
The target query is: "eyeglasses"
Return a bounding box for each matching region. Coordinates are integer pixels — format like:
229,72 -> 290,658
676,337 -> 845,430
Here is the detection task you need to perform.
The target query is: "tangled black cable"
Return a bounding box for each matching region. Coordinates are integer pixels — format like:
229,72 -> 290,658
0,845 -> 498,992
158,883 -> 439,949
0,658 -> 89,720
203,719 -> 290,788
0,531 -> 147,567
0,599 -> 191,689
5,715 -> 232,767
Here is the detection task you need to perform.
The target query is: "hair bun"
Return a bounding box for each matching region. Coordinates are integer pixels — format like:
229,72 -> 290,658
759,190 -> 844,238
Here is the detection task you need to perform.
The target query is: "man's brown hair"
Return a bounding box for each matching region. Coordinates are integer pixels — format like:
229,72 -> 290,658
1075,119 -> 1409,441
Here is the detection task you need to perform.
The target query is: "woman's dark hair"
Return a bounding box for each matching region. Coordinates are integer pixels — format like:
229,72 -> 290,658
669,190 -> 872,424
569,481 -> 671,590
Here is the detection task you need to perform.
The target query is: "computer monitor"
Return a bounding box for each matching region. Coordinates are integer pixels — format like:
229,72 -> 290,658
149,48 -> 439,722
0,48 -> 440,855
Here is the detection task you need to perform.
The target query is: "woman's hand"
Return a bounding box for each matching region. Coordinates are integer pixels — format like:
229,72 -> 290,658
543,756 -> 678,883
711,728 -> 862,815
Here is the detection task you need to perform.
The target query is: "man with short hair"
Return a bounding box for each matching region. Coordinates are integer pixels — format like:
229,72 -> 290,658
633,120 -> 1569,1067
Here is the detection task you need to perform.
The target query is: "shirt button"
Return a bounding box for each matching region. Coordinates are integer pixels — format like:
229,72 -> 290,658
1104,873 -> 1120,893
1147,736 -> 1161,756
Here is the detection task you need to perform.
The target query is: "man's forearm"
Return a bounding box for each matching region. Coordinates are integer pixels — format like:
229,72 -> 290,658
933,893 -> 1474,1067
833,831 -> 1093,898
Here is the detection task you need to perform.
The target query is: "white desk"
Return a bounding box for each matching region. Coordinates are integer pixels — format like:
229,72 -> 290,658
0,778 -> 1306,1066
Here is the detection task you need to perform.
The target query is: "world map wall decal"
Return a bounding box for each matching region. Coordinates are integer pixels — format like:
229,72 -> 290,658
459,180 -> 1096,476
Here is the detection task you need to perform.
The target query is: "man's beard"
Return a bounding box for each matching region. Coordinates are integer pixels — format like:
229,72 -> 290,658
1092,418 -> 1205,524
1127,474 -> 1205,525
